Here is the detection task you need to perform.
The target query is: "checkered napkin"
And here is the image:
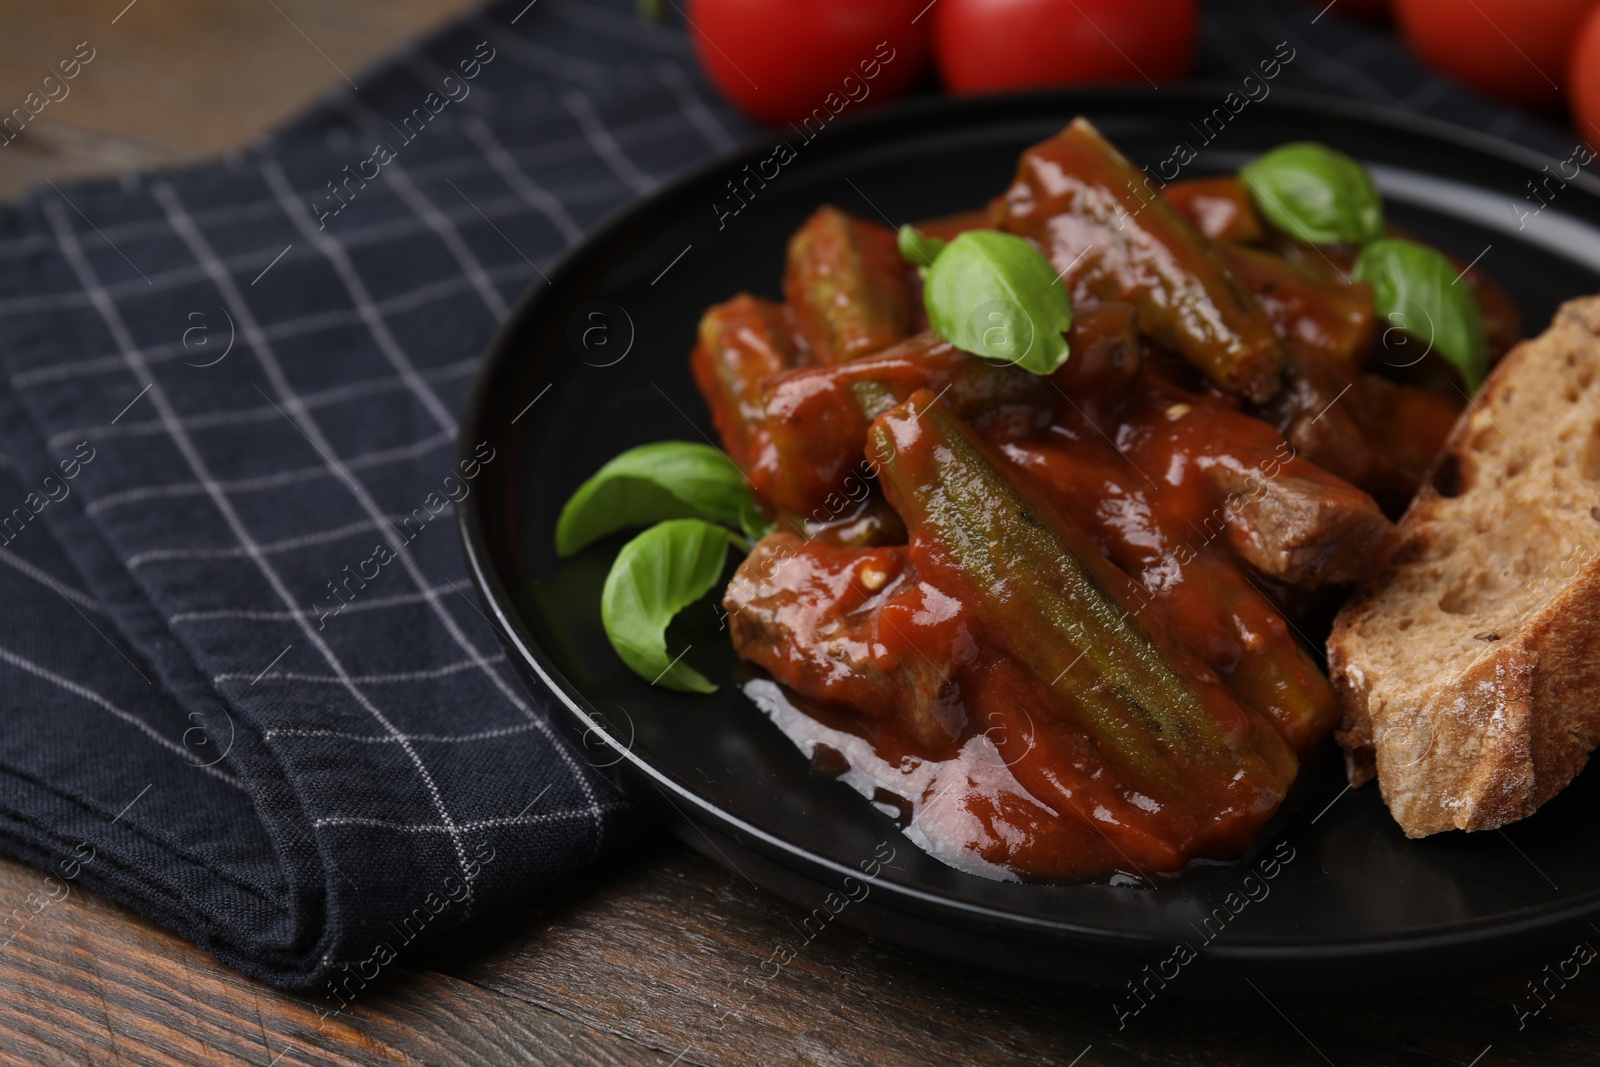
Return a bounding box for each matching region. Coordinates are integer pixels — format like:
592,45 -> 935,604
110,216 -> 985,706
0,0 -> 1570,992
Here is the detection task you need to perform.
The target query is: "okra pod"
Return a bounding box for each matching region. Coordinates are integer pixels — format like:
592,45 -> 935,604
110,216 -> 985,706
869,389 -> 1298,814
997,119 -> 1283,403
756,332 -> 1054,516
1163,175 -> 1267,244
999,437 -> 1338,753
1222,242 -> 1376,368
785,205 -> 914,364
689,294 -> 796,472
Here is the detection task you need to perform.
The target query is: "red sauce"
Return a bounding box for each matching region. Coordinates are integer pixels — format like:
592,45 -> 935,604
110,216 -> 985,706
722,310 -> 1345,881
689,137 -> 1498,882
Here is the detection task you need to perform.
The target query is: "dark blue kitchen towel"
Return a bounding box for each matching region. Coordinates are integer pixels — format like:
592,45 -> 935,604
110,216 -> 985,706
0,0 -> 1574,994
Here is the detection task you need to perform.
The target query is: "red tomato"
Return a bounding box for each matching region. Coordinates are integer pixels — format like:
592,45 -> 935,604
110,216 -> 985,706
1572,5 -> 1600,144
932,0 -> 1197,94
687,0 -> 930,126
1394,0 -> 1597,109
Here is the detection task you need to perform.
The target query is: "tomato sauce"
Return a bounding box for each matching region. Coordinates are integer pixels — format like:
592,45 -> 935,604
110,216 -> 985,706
688,123 -> 1508,883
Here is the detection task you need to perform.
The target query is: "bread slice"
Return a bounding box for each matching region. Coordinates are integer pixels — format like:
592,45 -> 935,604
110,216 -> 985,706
1328,296 -> 1600,837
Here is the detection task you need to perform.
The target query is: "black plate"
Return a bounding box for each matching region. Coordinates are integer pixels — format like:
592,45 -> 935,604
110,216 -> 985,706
458,88 -> 1600,996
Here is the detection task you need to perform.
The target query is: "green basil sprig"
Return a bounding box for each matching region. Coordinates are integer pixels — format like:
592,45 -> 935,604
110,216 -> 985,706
1238,143 -> 1493,391
1239,142 -> 1383,246
600,519 -> 738,693
556,441 -> 769,556
899,227 -> 1073,376
1354,238 -> 1489,392
558,440 -> 768,692
897,225 -> 947,269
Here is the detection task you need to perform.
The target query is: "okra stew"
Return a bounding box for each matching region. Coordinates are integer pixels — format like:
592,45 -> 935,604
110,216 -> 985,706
555,118 -> 1519,883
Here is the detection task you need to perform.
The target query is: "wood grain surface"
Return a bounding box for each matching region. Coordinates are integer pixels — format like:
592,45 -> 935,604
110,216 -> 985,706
1,834 -> 1598,1067
0,3 -> 1597,1065
0,0 -> 479,198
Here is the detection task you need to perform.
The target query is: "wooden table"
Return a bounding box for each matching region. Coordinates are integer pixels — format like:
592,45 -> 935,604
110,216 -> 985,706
1,4 -> 1597,1064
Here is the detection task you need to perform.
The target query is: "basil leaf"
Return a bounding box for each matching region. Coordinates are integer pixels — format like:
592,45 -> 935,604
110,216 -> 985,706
733,499 -> 773,543
921,230 -> 1072,376
1354,237 -> 1489,392
556,441 -> 767,556
601,519 -> 737,693
1239,142 -> 1382,246
897,224 -> 947,269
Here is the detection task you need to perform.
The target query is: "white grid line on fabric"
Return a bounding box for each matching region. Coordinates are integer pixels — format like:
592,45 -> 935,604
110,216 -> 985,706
0,107 -> 700,264
0,546 -> 104,614
155,181 -> 604,856
460,114 -> 584,246
325,91 -> 512,322
383,160 -> 510,320
257,161 -> 462,434
42,197 -> 480,887
167,582 -> 458,624
125,513 -> 438,568
313,808 -> 605,833
218,656 -> 488,685
0,642 -> 243,789
11,262 -> 535,390
265,722 -> 537,744
181,170 -> 608,857
47,359 -> 476,452
51,403 -> 291,450
0,184 -> 597,320
0,234 -> 49,261
563,90 -> 656,195
469,10 -> 611,87
86,430 -> 453,516
547,0 -> 697,56
1329,32 -> 1390,73
1243,2 -> 1401,105
1196,17 -> 1272,80
400,47 -> 499,112
654,62 -> 738,154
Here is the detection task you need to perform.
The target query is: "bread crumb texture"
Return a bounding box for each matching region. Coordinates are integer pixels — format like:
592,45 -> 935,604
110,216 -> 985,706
1329,296 -> 1600,837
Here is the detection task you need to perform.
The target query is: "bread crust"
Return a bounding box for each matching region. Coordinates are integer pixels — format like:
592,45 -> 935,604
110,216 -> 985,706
1329,297 -> 1600,837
